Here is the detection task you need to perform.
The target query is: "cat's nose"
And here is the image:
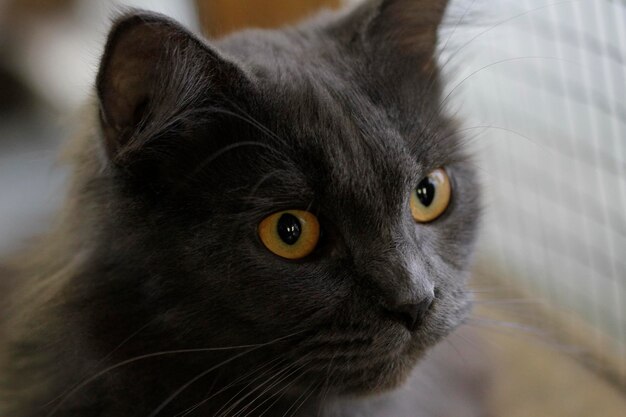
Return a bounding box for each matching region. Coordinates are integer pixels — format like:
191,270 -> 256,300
385,296 -> 434,332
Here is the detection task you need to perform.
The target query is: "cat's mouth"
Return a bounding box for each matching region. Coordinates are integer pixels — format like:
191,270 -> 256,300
283,296 -> 470,395
304,349 -> 421,395
286,322 -> 432,395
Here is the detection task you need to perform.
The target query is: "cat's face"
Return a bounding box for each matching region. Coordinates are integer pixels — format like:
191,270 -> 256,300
92,0 -> 479,396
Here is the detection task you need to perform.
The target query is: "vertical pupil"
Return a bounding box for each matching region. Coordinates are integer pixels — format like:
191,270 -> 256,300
416,177 -> 436,207
277,213 -> 302,245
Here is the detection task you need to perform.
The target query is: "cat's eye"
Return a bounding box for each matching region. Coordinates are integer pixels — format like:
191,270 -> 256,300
258,210 -> 320,259
410,168 -> 451,223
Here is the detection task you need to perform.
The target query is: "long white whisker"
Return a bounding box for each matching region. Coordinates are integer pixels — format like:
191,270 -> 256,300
175,356 -> 287,417
212,358 -> 295,417
46,344 -> 265,417
146,331 -> 304,417
236,359 -> 313,417
439,0 -> 580,74
257,366 -> 312,417
42,319 -> 155,408
283,379 -> 321,417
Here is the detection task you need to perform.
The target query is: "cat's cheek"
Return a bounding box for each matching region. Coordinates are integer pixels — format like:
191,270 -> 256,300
224,267 -> 351,330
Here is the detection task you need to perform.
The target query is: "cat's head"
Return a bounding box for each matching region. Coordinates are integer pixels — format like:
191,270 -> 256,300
89,0 -> 479,396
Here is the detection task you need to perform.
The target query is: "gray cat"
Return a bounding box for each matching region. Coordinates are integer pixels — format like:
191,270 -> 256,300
0,0 -> 487,415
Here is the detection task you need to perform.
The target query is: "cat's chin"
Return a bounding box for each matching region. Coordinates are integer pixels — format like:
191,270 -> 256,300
335,351 -> 425,396
326,323 -> 468,395
294,337 -> 431,397
278,299 -> 470,397
272,353 -> 420,401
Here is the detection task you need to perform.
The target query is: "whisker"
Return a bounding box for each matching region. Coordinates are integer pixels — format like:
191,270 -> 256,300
466,316 -> 548,337
466,317 -> 584,355
236,359 -> 313,417
439,0 -> 581,74
146,331 -> 304,417
188,140 -> 279,180
46,346 -> 254,417
256,366 -> 312,417
416,1 -> 582,155
316,350 -> 338,417
175,356 -> 287,417
472,299 -> 541,306
220,98 -> 289,147
444,338 -> 469,367
213,358 -> 295,417
439,0 -> 478,58
283,379 -> 322,417
450,327 -> 489,352
215,357 -> 308,417
47,330 -> 303,417
438,56 -> 580,113
42,319 -> 155,408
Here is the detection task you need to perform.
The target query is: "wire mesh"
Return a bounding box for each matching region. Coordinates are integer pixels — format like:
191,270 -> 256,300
440,0 -> 626,386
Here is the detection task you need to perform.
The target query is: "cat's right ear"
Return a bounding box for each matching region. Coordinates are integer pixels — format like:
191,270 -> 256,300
340,0 -> 448,75
96,12 -> 248,164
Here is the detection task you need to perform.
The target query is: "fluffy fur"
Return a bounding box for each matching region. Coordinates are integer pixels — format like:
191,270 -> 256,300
0,1 -> 484,415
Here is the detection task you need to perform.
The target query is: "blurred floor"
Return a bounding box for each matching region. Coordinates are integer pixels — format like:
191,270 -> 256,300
474,302 -> 626,417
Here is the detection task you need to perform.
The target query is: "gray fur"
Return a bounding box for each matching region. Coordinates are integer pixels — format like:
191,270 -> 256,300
0,1 -> 484,416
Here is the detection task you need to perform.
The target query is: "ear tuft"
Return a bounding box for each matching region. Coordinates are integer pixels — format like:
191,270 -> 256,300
96,11 -> 246,164
362,0 -> 448,69
98,13 -> 178,157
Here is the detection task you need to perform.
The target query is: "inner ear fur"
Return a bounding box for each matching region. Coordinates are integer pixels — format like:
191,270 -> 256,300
96,12 -> 247,164
354,0 -> 448,74
369,0 -> 448,56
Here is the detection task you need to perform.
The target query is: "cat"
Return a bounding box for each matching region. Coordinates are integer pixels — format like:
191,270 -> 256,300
0,0 -> 486,415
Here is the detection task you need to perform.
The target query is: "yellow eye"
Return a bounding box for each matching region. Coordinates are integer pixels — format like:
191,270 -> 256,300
410,168 -> 451,223
258,210 -> 320,260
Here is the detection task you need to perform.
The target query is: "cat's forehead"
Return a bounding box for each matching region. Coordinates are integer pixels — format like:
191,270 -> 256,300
254,71 -> 420,221
217,28 -> 456,214
218,28 -> 452,169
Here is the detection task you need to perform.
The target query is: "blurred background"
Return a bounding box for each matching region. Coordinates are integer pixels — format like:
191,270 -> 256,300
0,0 -> 624,415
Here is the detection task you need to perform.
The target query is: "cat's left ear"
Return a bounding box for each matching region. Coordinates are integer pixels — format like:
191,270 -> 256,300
357,0 -> 448,72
